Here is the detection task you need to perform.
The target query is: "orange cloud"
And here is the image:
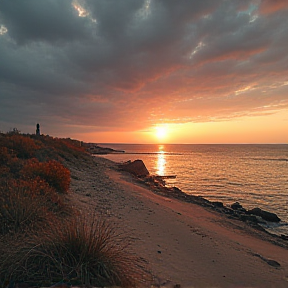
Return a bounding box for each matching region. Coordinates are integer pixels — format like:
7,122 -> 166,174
259,0 -> 288,14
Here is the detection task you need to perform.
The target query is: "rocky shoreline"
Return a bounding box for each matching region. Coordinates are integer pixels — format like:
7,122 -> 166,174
119,159 -> 288,243
83,143 -> 125,155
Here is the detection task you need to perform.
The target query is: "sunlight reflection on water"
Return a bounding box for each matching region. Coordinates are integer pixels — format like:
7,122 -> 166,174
156,150 -> 166,176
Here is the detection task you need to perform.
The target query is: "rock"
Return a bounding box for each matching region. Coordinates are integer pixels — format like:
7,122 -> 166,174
253,253 -> 281,268
240,214 -> 258,223
281,234 -> 288,240
231,202 -> 242,210
119,159 -> 149,177
86,144 -> 125,154
223,207 -> 235,215
266,259 -> 281,267
212,201 -> 224,208
248,208 -> 281,222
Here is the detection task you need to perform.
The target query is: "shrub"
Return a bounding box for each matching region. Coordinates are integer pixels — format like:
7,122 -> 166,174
0,146 -> 11,165
0,146 -> 22,178
34,135 -> 87,161
0,215 -> 148,287
6,135 -> 41,159
15,178 -> 68,213
21,159 -> 71,193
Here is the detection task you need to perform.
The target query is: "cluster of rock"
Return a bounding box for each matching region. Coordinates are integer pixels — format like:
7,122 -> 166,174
83,143 -> 125,154
119,160 -> 286,240
231,202 -> 281,222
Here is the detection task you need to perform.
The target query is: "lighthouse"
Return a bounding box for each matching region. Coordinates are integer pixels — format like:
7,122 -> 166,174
36,123 -> 40,136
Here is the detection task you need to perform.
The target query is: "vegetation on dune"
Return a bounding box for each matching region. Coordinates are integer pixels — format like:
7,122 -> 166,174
0,131 -> 145,287
0,132 -> 75,235
21,159 -> 71,194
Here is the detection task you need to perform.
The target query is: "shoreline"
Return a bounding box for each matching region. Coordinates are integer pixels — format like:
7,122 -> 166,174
67,154 -> 288,287
90,143 -> 288,239
131,172 -> 288,242
99,154 -> 287,243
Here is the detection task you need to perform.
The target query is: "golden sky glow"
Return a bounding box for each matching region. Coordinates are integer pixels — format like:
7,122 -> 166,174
73,109 -> 288,144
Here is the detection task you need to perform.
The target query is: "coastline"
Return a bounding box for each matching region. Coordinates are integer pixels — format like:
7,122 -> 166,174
66,154 -> 288,287
91,143 -> 288,238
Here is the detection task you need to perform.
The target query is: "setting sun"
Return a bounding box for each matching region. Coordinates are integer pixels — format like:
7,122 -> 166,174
155,125 -> 168,141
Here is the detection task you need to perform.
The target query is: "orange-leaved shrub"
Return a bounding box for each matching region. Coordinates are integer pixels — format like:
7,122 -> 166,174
0,146 -> 11,165
5,135 -> 41,159
34,135 -> 86,160
13,178 -> 64,208
21,159 -> 71,194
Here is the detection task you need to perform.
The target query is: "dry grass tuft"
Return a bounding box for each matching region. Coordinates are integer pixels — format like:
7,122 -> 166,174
0,183 -> 51,235
0,214 -> 149,287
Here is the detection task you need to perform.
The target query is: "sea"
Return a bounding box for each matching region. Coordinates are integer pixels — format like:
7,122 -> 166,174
98,144 -> 288,237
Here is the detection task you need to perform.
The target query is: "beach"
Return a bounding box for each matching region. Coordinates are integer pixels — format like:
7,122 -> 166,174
66,154 -> 288,287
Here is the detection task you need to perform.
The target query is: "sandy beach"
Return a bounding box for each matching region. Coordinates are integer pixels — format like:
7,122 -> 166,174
66,154 -> 288,288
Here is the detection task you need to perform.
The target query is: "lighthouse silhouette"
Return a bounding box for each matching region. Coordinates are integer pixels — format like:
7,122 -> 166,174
36,123 -> 40,136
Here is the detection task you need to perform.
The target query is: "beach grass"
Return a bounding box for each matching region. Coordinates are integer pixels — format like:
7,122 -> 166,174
0,215 -> 143,287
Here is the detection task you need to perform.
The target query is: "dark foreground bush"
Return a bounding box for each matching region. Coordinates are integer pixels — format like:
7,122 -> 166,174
0,215 -> 148,287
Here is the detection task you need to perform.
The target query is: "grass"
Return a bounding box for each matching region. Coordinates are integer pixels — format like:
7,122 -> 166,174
0,215 -> 146,287
0,182 -> 51,235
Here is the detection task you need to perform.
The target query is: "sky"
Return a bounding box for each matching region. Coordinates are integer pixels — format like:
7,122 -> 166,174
0,0 -> 287,144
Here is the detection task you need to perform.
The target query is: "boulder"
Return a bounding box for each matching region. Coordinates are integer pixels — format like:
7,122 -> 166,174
281,234 -> 288,240
231,202 -> 243,210
248,207 -> 281,222
212,201 -> 224,208
119,159 -> 149,177
240,214 -> 258,223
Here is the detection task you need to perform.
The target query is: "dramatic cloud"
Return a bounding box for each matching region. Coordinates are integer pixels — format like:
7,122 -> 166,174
0,0 -> 287,137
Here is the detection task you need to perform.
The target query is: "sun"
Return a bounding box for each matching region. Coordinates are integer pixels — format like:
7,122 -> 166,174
155,125 -> 168,140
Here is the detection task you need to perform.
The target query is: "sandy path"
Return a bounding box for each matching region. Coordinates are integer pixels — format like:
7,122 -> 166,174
66,155 -> 288,287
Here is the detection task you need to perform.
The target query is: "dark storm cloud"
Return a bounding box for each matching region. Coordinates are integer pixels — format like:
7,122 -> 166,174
0,0 -> 91,43
0,0 -> 287,135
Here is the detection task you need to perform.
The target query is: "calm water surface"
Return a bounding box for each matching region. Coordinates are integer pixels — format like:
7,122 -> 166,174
98,144 -> 288,236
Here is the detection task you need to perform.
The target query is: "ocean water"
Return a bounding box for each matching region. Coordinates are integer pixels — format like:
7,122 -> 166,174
98,144 -> 288,237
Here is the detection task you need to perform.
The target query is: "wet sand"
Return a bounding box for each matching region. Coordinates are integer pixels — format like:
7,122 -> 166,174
66,155 -> 288,287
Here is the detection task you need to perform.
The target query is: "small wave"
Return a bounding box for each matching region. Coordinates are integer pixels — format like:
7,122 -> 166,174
251,158 -> 288,162
227,182 -> 243,186
203,184 -> 225,188
201,178 -> 228,182
123,152 -> 183,155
